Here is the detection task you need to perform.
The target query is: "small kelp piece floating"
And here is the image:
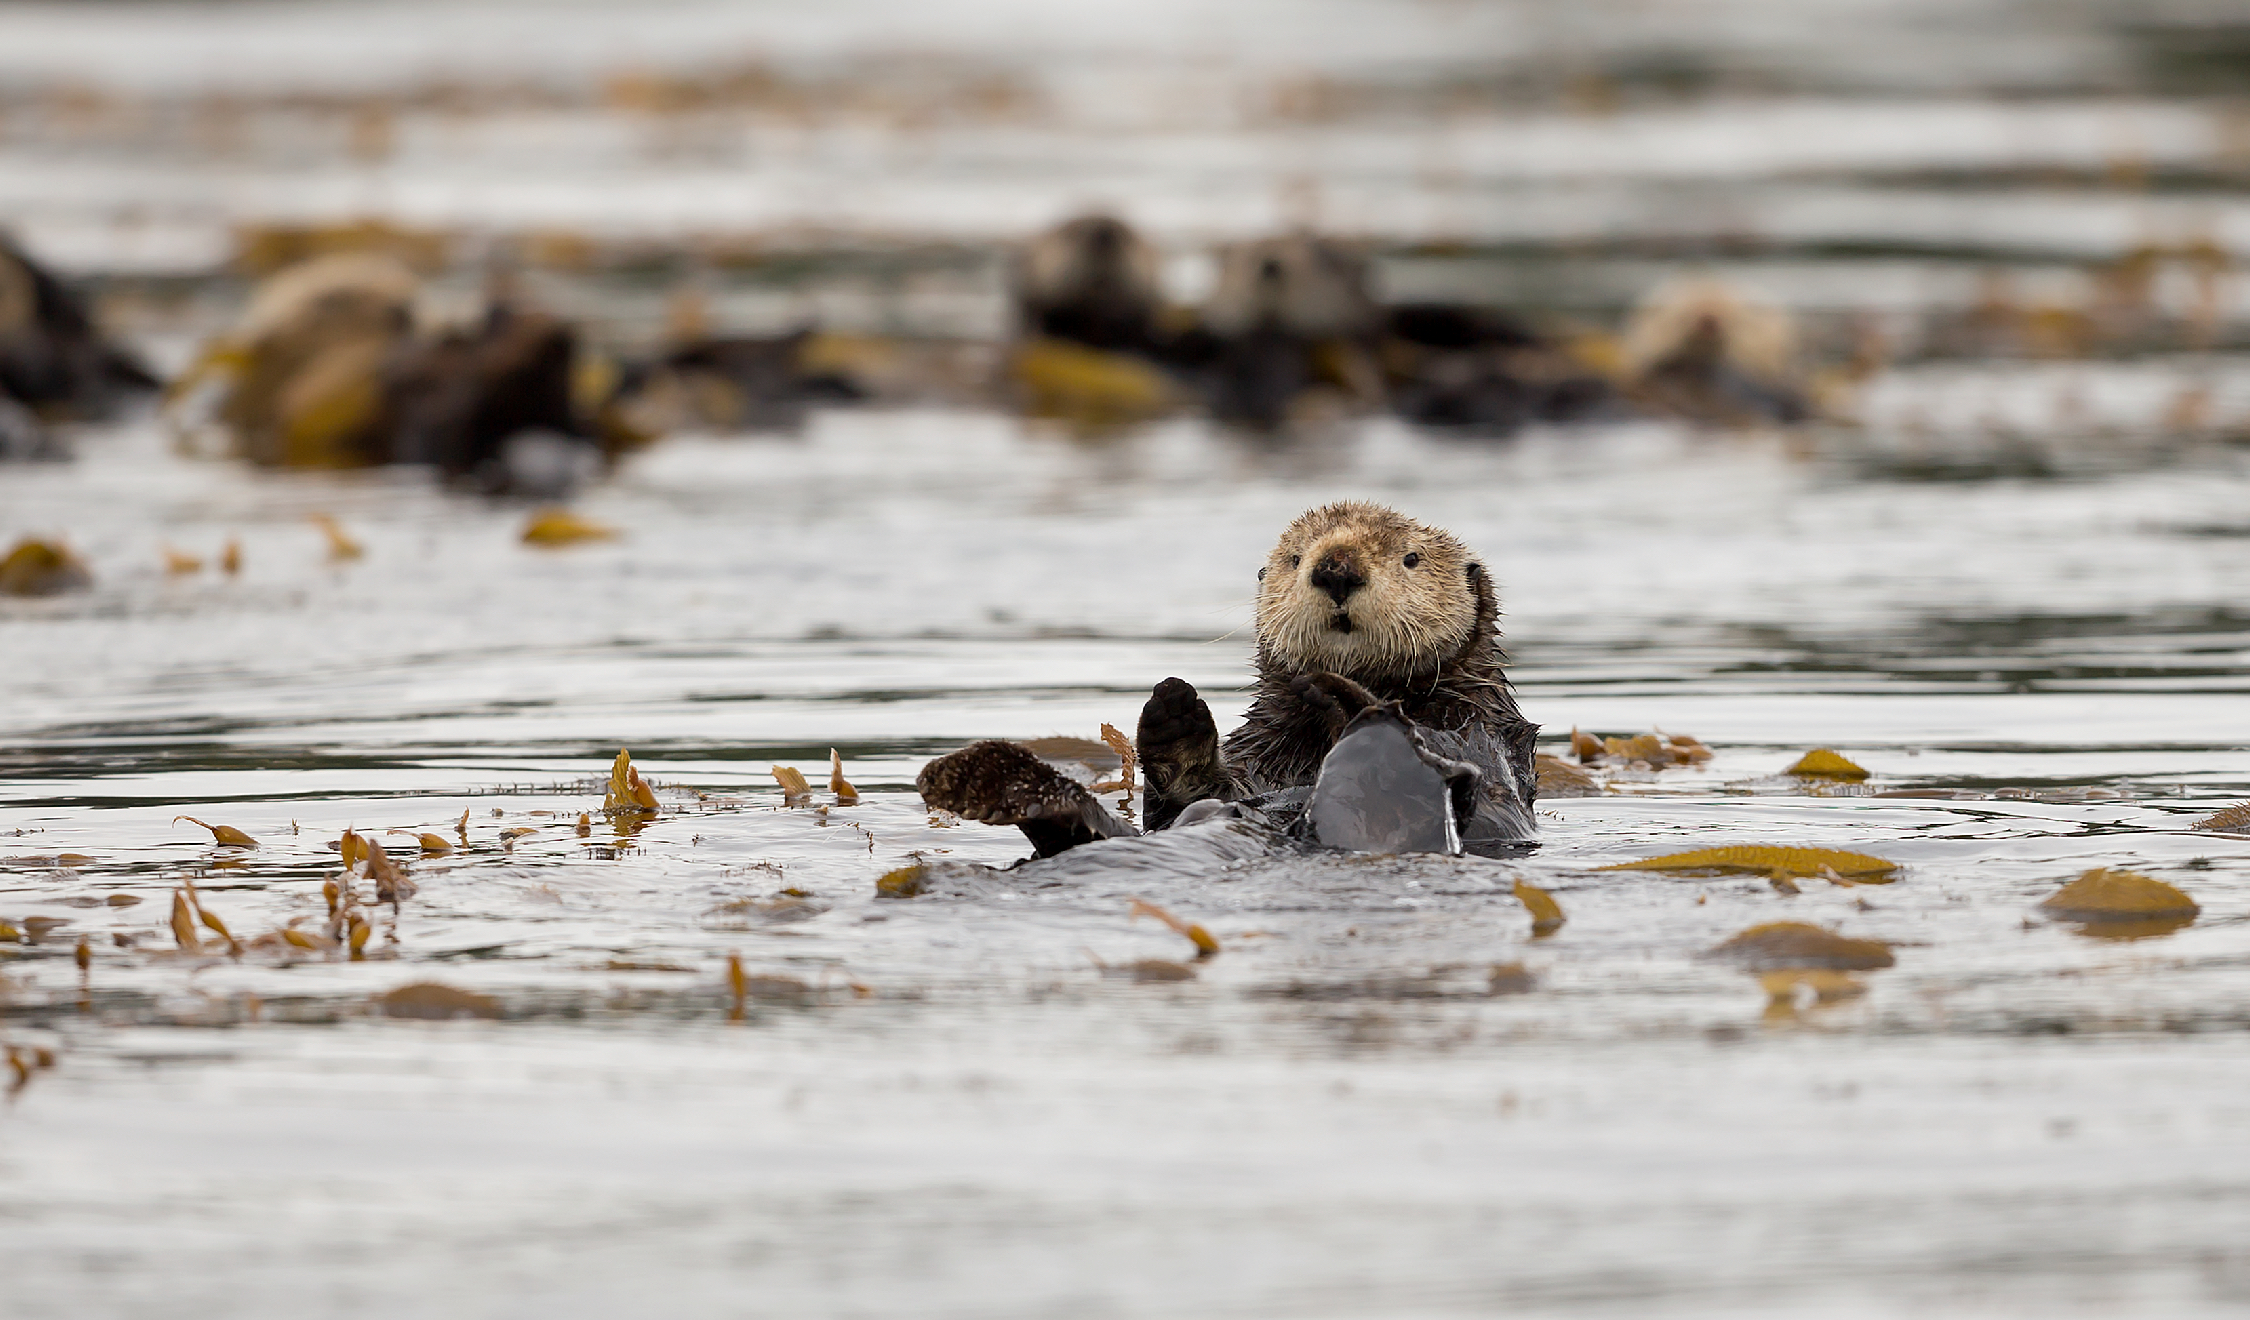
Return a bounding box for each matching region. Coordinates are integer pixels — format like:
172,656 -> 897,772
1129,897 -> 1220,958
1570,727 -> 1711,769
828,749 -> 858,805
2192,802 -> 2250,833
169,889 -> 202,952
361,834 -> 415,904
184,882 -> 240,956
162,545 -> 203,575
772,765 -> 813,806
174,815 -> 258,848
389,828 -> 453,854
1513,879 -> 1566,936
2038,867 -> 2198,939
726,952 -> 748,1019
1708,921 -> 1894,972
220,538 -> 242,575
308,513 -> 363,561
1535,753 -> 1601,798
520,506 -> 618,547
1785,748 -> 1869,781
605,748 -> 659,815
874,863 -> 928,899
377,982 -> 502,1021
1602,846 -> 1897,881
1095,723 -> 1137,794
0,539 -> 93,597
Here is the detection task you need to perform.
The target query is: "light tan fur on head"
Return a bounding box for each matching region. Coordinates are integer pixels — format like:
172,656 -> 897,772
1018,214 -> 1162,314
1255,501 -> 1487,680
1620,276 -> 1798,385
1203,233 -> 1378,341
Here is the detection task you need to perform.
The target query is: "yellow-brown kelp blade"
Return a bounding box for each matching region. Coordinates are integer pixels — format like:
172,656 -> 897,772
2039,868 -> 2198,923
1785,748 -> 1869,780
1513,879 -> 1566,935
1709,922 -> 1894,971
605,748 -> 659,813
174,815 -> 258,848
1602,846 -> 1896,879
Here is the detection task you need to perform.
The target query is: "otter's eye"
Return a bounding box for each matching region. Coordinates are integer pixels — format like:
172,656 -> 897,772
1288,554 -> 1301,569
1403,552 -> 1421,569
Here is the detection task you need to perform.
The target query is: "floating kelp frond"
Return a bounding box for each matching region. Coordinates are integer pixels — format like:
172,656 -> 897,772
1786,748 -> 1869,780
169,890 -> 200,952
875,864 -> 928,899
2039,868 -> 2198,923
1513,880 -> 1565,936
377,982 -> 501,1020
185,882 -> 239,956
829,750 -> 859,805
772,765 -> 813,805
1602,846 -> 1897,879
1570,728 -> 1711,769
308,513 -> 363,561
1535,754 -> 1601,798
1709,922 -> 1894,971
1097,723 -> 1137,794
390,829 -> 452,854
605,748 -> 659,814
161,545 -> 203,575
362,835 -> 415,904
0,539 -> 93,597
521,506 -> 618,547
1129,897 -> 1219,958
174,816 -> 257,848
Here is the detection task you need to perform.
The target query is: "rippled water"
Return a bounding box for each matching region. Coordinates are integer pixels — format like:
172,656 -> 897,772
9,0 -> 2250,1314
7,410 -> 2250,1315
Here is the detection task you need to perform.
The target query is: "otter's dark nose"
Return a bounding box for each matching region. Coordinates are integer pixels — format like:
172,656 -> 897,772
1309,554 -> 1365,606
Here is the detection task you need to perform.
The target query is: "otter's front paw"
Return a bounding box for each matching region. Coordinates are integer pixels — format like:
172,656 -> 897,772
1289,671 -> 1382,734
915,739 -> 1134,857
1137,677 -> 1238,830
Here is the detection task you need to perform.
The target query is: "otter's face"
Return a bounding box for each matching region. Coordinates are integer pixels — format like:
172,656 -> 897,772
1255,502 -> 1485,679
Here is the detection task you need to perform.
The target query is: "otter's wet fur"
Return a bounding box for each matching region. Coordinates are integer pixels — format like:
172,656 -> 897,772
1144,501 -> 1539,849
918,502 -> 1538,859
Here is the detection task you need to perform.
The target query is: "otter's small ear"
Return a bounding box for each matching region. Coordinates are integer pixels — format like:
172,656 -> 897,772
1466,562 -> 1484,583
1257,567 -> 1266,581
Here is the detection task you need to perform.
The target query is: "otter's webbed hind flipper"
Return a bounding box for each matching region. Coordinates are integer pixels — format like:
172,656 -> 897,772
1136,677 -> 1249,830
1301,705 -> 1482,855
916,740 -> 1139,858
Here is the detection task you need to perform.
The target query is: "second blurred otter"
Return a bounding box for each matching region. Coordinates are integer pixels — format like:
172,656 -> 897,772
2,233 -> 160,458
172,253 -> 629,496
1010,214 -> 1613,433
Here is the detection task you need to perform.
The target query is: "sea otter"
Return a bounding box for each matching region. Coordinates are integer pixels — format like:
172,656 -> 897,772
918,502 -> 1538,859
1,231 -> 159,444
